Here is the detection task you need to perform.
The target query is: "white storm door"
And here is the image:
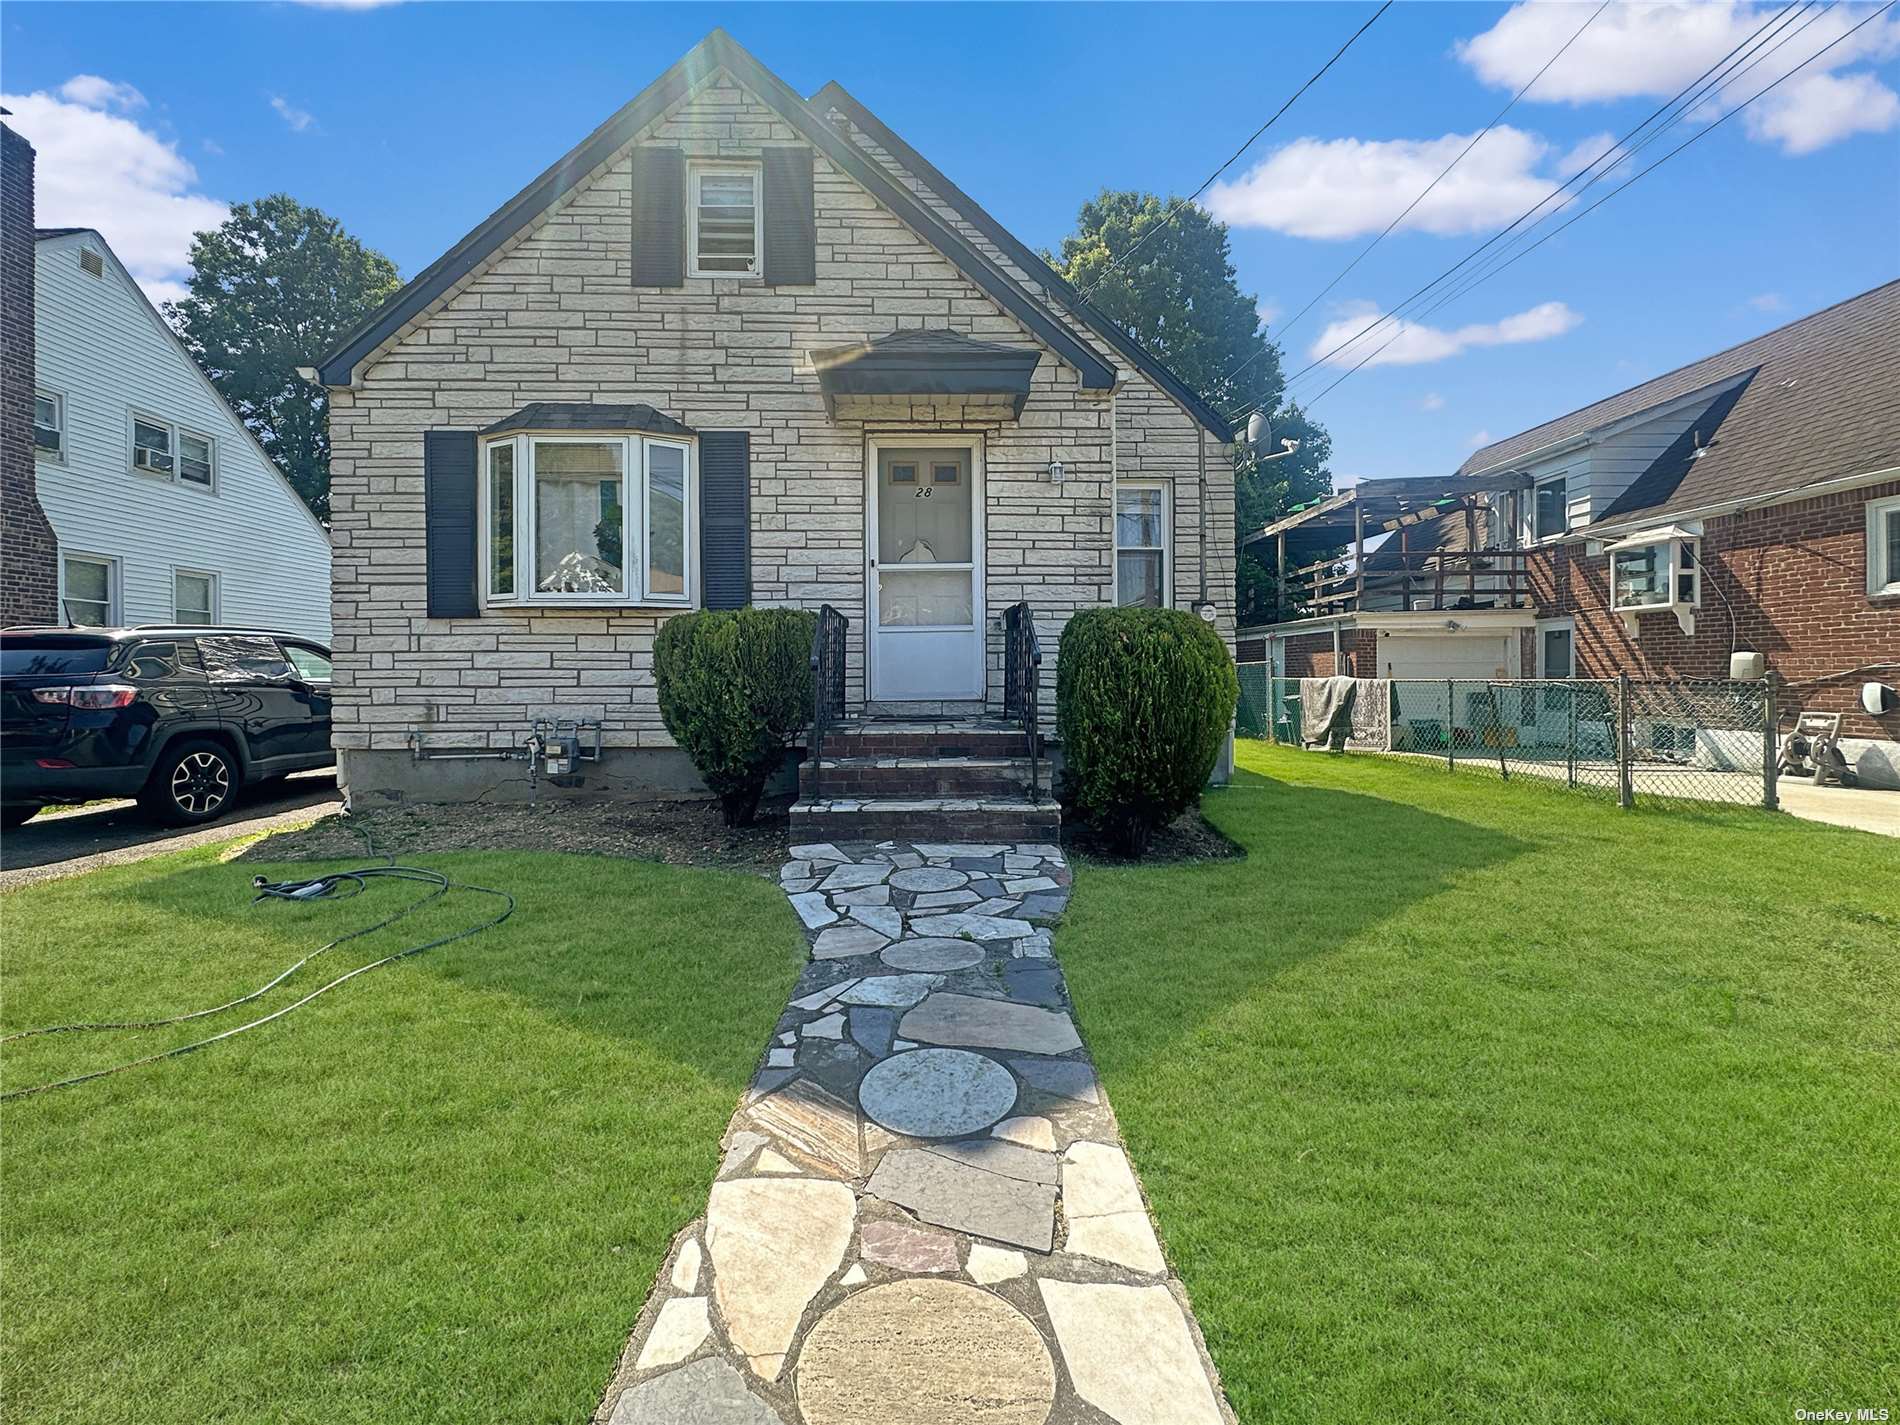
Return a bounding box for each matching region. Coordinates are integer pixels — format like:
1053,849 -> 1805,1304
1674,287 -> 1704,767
868,444 -> 983,701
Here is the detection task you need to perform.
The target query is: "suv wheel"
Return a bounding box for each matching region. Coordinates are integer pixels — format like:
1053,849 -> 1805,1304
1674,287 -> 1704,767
141,739 -> 241,826
2,803 -> 40,831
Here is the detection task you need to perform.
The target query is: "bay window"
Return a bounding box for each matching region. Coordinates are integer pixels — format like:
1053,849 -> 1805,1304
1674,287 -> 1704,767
483,432 -> 694,606
1608,525 -> 1700,636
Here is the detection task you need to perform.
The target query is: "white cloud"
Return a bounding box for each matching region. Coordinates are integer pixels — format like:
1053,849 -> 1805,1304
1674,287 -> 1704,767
0,79 -> 227,307
1310,299 -> 1582,369
1457,2 -> 1900,154
57,75 -> 146,112
1207,126 -> 1584,239
1746,68 -> 1900,153
1418,392 -> 1446,412
1467,429 -> 1495,449
1255,299 -> 1283,328
1747,292 -> 1788,312
270,95 -> 317,133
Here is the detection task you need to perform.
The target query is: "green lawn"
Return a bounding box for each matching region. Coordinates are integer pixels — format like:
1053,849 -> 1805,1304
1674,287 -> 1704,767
1,844 -> 802,1425
1063,743 -> 1898,1423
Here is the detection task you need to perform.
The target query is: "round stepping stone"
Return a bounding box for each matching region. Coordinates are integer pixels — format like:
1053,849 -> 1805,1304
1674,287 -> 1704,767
881,937 -> 985,973
858,1048 -> 1017,1138
797,1279 -> 1056,1425
889,866 -> 971,893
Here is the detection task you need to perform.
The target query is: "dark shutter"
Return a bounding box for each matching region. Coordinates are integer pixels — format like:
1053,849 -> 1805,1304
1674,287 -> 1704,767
422,430 -> 480,619
760,146 -> 816,286
699,431 -> 751,610
630,145 -> 685,288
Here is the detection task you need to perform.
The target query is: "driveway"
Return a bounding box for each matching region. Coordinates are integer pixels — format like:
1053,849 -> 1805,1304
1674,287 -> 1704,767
0,771 -> 342,890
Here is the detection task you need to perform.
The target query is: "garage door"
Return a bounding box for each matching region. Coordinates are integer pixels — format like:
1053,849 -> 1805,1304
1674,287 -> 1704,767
1377,634 -> 1513,681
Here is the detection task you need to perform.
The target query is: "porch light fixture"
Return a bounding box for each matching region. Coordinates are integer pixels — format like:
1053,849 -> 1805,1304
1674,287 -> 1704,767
1047,459 -> 1065,485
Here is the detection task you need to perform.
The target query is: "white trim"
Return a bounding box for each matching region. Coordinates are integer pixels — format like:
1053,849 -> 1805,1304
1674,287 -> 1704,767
1584,465 -> 1900,540
1114,478 -> 1171,608
171,566 -> 220,625
480,430 -> 696,609
688,161 -> 763,280
33,388 -> 65,465
1868,493 -> 1900,597
1462,373 -> 1755,479
866,433 -> 986,702
58,549 -> 120,627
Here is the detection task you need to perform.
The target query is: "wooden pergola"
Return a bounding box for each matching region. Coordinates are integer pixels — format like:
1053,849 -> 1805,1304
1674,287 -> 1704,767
1241,474 -> 1535,623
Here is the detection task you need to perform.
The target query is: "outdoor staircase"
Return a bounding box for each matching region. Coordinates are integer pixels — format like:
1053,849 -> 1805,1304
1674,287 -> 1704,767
790,717 -> 1062,843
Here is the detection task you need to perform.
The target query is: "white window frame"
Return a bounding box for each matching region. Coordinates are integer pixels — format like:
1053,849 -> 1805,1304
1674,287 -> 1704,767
1529,473 -> 1571,543
172,568 -> 219,625
59,551 -> 120,627
1609,533 -> 1700,637
1114,479 -> 1172,608
1867,493 -> 1900,597
33,389 -> 65,464
128,411 -> 215,492
688,162 -> 763,279
481,431 -> 696,609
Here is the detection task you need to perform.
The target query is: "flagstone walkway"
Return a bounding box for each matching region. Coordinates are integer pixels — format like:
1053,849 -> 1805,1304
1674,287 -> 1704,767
596,840 -> 1233,1425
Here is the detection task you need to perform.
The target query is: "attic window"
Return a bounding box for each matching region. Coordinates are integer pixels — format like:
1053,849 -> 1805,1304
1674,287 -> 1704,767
78,249 -> 104,278
689,164 -> 760,278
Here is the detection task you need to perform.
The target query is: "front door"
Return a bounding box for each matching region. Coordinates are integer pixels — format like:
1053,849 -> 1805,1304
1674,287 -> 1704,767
868,442 -> 983,702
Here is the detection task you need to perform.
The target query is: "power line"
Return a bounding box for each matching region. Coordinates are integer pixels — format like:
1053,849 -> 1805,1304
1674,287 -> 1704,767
1075,0 -> 1393,305
1223,0 -> 1805,427
1259,0 -> 1610,365
1276,0 -> 1825,406
1296,0 -> 1890,412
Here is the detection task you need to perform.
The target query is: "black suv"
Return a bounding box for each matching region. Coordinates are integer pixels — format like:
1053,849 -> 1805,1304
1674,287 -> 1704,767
1,627 -> 333,828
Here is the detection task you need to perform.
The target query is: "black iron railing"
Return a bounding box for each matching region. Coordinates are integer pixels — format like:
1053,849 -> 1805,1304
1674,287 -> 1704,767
1002,601 -> 1043,800
808,604 -> 847,800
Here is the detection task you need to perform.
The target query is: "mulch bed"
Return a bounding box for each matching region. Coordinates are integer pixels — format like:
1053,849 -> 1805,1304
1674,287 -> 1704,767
1062,806 -> 1245,867
239,795 -> 793,874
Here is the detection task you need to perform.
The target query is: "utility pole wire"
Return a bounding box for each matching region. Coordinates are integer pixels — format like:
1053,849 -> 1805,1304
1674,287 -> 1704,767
1248,0 -> 1610,379
1298,0 -> 1891,411
1075,0 -> 1393,306
1222,0 -> 1804,428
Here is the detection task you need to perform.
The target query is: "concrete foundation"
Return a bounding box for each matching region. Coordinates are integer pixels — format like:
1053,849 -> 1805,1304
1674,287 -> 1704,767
339,745 -> 758,809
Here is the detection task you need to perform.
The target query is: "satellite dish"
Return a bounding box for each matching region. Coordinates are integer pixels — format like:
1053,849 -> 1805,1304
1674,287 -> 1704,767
1246,411 -> 1267,448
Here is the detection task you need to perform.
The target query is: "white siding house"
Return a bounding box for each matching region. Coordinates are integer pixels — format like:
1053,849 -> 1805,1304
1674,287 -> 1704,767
31,230 -> 330,639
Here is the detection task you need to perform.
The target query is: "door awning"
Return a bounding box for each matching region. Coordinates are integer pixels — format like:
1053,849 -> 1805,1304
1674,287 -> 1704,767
812,329 -> 1042,420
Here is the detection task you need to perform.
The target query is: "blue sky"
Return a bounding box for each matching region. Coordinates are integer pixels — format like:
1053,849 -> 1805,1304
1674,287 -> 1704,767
5,1 -> 1896,482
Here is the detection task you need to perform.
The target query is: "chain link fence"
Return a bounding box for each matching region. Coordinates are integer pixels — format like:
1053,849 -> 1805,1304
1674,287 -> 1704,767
1238,666 -> 1779,809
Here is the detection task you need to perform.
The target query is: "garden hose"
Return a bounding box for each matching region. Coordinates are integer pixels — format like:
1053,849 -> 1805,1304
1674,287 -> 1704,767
0,832 -> 515,1102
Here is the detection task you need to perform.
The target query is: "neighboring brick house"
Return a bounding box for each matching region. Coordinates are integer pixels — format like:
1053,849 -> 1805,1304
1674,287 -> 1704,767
312,30 -> 1236,825
1240,282 -> 1900,787
1,116 -> 59,627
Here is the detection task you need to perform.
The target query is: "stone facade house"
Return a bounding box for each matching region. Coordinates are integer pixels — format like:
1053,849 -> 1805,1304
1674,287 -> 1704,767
314,30 -> 1236,833
1239,282 -> 1900,787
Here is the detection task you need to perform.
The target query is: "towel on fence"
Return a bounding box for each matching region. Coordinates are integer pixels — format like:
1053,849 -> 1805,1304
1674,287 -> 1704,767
1300,676 -> 1359,751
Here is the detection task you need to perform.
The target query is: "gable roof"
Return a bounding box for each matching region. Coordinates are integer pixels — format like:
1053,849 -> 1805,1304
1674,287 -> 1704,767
1586,282 -> 1900,527
315,30 -> 1116,393
34,228 -> 331,543
1460,281 -> 1900,490
811,81 -> 1235,442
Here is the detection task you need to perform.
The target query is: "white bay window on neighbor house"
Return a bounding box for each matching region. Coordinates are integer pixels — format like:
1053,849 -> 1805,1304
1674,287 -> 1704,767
483,433 -> 693,606
1608,526 -> 1700,636
1115,482 -> 1170,607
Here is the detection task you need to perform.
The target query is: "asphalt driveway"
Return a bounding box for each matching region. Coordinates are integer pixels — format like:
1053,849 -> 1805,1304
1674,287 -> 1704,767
0,771 -> 342,890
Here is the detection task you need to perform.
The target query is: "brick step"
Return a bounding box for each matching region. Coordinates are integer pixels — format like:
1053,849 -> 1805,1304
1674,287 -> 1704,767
816,720 -> 1029,759
800,756 -> 1032,799
790,795 -> 1060,844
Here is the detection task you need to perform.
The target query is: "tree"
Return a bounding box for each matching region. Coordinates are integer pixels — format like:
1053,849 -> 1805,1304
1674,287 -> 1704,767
167,196 -> 400,521
1051,191 -> 1332,623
